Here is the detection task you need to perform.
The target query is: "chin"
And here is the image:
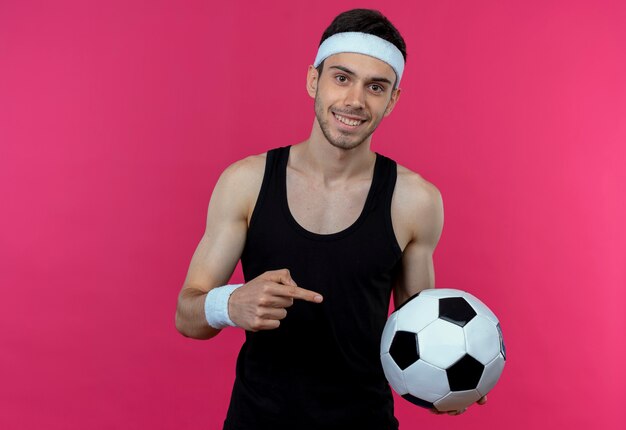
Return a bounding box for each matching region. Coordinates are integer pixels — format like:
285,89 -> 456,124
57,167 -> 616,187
322,128 -> 370,151
328,139 -> 364,151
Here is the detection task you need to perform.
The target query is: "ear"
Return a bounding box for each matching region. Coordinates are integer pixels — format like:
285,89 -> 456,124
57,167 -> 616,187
383,87 -> 402,117
306,65 -> 319,99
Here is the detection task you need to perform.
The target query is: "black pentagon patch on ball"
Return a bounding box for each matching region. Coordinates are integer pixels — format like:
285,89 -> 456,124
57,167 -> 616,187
446,354 -> 484,391
402,393 -> 434,409
439,297 -> 477,327
497,323 -> 506,360
389,330 -> 419,370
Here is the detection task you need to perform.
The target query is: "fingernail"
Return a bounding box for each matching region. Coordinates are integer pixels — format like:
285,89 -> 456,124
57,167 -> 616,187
314,295 -> 323,303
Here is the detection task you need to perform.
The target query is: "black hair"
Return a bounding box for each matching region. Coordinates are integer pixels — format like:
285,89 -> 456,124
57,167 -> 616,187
316,9 -> 407,77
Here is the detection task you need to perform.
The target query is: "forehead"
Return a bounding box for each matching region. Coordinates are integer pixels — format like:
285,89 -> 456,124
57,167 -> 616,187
323,52 -> 396,80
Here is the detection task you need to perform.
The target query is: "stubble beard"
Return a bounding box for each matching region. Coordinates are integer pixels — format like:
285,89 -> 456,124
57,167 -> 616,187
314,92 -> 375,151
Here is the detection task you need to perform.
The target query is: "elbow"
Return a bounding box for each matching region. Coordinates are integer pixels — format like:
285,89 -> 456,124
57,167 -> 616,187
174,309 -> 194,337
174,298 -> 198,338
174,307 -> 219,340
174,310 -> 191,338
174,289 -> 196,338
174,287 -> 221,340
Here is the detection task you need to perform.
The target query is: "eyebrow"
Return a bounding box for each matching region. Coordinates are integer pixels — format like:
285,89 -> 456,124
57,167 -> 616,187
328,65 -> 393,86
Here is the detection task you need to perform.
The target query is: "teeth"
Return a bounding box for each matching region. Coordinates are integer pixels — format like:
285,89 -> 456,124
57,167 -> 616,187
334,113 -> 362,126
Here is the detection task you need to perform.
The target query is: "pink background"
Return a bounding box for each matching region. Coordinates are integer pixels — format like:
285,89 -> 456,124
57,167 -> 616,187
1,0 -> 625,429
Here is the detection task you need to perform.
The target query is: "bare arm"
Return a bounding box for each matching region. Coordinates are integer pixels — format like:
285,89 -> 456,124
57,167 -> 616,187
174,156 -> 260,339
392,177 -> 444,308
174,154 -> 323,339
391,172 -> 487,414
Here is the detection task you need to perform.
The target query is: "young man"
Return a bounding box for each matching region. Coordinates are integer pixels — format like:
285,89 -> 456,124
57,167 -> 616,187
175,9 -> 485,429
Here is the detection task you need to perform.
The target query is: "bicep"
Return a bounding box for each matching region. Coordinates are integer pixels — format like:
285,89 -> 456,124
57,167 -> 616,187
392,183 -> 444,308
181,162 -> 254,293
182,220 -> 247,294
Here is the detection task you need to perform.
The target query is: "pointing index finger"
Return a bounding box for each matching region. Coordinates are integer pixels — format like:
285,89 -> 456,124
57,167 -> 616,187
279,284 -> 323,303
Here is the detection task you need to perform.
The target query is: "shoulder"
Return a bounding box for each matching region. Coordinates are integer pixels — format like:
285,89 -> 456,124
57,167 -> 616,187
392,162 -> 444,246
214,151 -> 268,223
394,163 -> 443,209
221,151 -> 267,181
216,151 -> 267,197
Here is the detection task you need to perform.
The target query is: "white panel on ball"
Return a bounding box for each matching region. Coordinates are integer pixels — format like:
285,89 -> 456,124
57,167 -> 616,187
461,291 -> 499,325
419,288 -> 462,299
433,389 -> 482,412
476,354 -> 505,397
395,295 -> 439,334
402,360 -> 450,403
381,352 -> 409,395
418,319 -> 466,369
380,311 -> 398,354
463,315 -> 501,365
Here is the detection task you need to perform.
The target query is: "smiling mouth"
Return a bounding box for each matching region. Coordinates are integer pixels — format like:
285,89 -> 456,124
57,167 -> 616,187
333,112 -> 366,127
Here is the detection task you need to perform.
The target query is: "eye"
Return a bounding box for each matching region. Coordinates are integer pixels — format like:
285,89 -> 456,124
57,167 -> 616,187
335,75 -> 348,83
370,84 -> 385,93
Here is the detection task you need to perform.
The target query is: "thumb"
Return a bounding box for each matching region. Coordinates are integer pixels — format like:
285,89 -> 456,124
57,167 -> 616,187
267,269 -> 298,287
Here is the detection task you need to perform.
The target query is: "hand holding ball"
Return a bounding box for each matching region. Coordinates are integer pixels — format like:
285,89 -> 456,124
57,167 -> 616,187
380,289 -> 506,413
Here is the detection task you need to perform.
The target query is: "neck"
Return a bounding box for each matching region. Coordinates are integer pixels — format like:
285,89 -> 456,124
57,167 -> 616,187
291,120 -> 375,183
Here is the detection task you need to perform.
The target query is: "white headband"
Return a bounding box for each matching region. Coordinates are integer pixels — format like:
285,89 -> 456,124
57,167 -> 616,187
313,32 -> 405,88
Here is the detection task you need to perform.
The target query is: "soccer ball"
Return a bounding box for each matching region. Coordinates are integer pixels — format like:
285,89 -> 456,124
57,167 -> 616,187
380,289 -> 506,412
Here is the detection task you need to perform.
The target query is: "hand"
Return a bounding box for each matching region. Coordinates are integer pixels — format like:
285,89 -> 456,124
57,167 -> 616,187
228,269 -> 323,331
429,395 -> 487,416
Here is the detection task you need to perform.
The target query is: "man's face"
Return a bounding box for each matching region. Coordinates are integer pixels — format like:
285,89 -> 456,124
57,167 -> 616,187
307,52 -> 401,150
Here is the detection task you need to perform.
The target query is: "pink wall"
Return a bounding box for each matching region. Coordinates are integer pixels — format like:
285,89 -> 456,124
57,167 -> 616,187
1,0 -> 624,428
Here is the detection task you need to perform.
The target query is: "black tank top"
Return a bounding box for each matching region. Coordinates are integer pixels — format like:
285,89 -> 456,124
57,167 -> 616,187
223,145 -> 403,430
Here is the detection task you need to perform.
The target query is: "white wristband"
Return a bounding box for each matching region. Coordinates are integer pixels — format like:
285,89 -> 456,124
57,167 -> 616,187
204,284 -> 243,329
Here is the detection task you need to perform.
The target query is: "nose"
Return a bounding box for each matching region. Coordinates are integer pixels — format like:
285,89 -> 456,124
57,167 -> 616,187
344,84 -> 365,109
